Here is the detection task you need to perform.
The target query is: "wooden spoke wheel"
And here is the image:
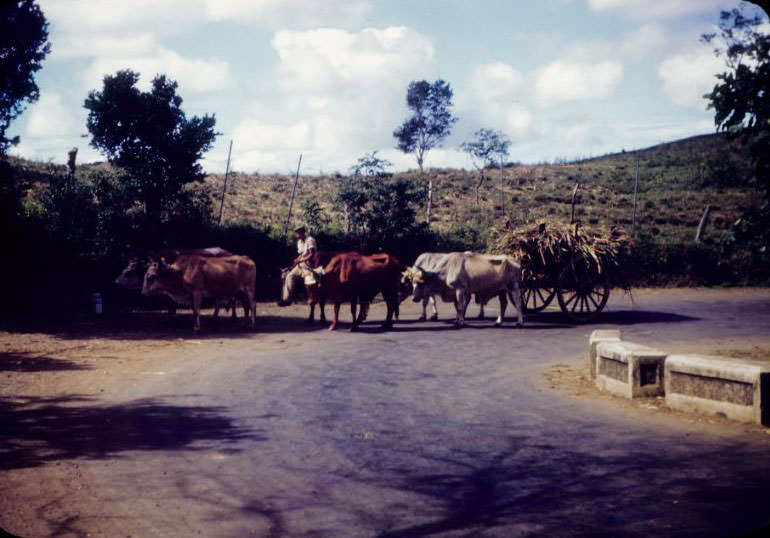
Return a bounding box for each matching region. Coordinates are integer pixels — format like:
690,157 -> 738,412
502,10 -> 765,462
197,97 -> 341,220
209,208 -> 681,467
556,261 -> 610,323
521,274 -> 556,313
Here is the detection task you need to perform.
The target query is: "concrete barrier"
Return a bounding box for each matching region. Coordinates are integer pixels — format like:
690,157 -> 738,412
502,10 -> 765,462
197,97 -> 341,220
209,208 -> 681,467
665,354 -> 770,426
595,341 -> 666,399
588,330 -> 621,378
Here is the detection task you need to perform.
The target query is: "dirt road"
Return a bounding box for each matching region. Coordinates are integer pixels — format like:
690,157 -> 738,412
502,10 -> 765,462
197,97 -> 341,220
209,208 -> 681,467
2,289 -> 770,537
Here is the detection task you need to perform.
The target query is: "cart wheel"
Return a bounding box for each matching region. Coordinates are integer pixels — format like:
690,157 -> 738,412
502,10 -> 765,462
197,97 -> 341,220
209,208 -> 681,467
521,281 -> 556,313
556,261 -> 610,323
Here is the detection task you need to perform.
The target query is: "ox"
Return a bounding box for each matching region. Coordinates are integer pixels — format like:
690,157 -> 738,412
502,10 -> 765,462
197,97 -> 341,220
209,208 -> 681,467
313,252 -> 400,331
402,252 -> 488,321
115,247 -> 240,318
142,254 -> 257,332
278,250 -> 362,323
410,252 -> 524,328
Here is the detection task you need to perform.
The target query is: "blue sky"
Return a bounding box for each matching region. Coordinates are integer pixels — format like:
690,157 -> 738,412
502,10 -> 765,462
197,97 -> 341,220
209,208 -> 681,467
7,0 -> 765,175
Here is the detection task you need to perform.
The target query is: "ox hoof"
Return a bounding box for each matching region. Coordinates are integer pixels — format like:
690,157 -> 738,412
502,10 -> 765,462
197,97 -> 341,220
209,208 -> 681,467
429,314 -> 438,321
418,315 -> 426,321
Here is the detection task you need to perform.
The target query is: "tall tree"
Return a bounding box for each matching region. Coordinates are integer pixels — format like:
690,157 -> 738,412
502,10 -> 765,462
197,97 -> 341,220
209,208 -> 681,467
84,70 -> 218,242
703,6 -> 770,252
0,0 -> 50,155
393,79 -> 457,225
460,128 -> 511,206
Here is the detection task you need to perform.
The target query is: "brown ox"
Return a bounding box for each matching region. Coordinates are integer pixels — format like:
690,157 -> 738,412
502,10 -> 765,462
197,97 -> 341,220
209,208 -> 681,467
314,252 -> 400,331
278,250 -> 361,323
141,254 -> 256,332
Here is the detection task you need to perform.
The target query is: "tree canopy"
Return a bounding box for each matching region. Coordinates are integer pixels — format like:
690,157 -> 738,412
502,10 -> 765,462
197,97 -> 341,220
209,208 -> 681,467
84,70 -> 218,240
393,79 -> 457,172
703,5 -> 770,252
0,0 -> 50,155
460,128 -> 511,205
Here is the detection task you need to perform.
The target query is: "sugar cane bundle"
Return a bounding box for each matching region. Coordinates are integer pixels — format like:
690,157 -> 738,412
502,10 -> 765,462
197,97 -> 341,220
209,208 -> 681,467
488,219 -> 633,287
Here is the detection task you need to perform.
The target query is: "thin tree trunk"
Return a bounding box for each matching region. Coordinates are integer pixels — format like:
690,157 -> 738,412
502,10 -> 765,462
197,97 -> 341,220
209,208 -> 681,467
695,204 -> 712,242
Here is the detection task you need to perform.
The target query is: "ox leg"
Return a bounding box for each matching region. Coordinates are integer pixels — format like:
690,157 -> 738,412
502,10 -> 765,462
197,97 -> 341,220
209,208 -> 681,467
495,291 -> 507,326
350,299 -> 359,332
192,293 -> 203,332
507,281 -> 524,327
319,297 -> 327,323
429,296 -> 439,321
455,288 -> 468,327
329,303 -> 341,331
382,293 -> 396,330
307,302 -> 315,323
478,298 -> 486,320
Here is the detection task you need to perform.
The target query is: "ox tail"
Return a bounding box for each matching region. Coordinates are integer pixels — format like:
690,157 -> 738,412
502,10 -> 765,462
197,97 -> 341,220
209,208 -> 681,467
339,256 -> 354,283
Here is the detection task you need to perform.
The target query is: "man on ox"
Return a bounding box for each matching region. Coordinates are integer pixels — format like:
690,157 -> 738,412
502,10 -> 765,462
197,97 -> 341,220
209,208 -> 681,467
293,225 -> 319,274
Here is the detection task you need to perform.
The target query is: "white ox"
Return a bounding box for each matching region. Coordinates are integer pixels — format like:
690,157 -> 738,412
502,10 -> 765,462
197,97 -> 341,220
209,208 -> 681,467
403,252 -> 488,321
408,252 -> 524,327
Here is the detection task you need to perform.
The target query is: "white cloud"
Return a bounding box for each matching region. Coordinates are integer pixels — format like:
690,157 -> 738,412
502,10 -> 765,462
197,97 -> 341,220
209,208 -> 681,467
25,93 -> 75,138
82,46 -> 232,94
8,92 -> 102,163
40,0 -> 371,36
203,0 -> 371,29
231,26 -> 437,173
658,49 -> 724,109
535,60 -> 623,104
458,63 -> 531,138
587,0 -> 734,20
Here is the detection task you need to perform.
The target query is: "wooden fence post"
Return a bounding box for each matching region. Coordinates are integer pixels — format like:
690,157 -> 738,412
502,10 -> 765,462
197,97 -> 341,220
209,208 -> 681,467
282,154 -> 303,241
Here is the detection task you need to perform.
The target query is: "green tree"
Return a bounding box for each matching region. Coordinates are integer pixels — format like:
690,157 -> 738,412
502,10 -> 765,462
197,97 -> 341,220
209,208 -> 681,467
84,70 -> 218,244
703,6 -> 770,253
460,128 -> 511,206
393,79 -> 457,225
0,0 -> 50,155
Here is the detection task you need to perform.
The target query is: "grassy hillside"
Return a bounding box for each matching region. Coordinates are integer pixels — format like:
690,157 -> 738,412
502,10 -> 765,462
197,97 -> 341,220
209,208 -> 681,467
8,132 -> 760,245
206,133 -> 759,244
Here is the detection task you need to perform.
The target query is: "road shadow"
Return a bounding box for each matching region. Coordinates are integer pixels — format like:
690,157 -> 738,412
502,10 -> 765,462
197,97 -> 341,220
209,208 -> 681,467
0,353 -> 92,372
368,432 -> 770,538
0,395 -> 262,470
1,310 -> 330,342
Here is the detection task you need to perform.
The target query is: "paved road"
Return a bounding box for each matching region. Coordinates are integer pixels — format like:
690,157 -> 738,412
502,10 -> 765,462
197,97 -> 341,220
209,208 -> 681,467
3,289 -> 770,537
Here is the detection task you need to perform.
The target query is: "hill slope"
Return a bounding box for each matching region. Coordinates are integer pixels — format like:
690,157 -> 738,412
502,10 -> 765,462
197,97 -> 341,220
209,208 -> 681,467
206,133 -> 758,243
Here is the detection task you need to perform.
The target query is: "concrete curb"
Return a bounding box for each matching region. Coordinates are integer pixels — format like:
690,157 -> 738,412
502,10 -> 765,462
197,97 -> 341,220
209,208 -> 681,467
588,334 -> 770,426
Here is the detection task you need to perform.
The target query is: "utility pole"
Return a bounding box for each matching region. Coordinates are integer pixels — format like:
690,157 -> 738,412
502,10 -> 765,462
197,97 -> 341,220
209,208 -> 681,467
282,154 -> 303,241
217,140 -> 233,225
500,155 -> 505,216
631,159 -> 639,235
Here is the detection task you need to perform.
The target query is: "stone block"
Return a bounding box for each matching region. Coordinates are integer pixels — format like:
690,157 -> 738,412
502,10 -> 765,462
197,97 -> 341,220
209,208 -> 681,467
595,341 -> 666,399
588,329 -> 621,378
665,354 -> 770,425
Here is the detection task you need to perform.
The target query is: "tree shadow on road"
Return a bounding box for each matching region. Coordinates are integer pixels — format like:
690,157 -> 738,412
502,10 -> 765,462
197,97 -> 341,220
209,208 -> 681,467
0,395 -> 262,470
0,353 -> 92,372
370,431 -> 770,538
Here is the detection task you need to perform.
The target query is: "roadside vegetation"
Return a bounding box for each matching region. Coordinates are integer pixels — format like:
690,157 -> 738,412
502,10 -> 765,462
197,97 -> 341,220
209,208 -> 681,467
1,1 -> 768,321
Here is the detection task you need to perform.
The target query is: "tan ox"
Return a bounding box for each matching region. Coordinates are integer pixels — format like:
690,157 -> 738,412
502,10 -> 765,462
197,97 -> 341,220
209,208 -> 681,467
115,247 -> 238,318
409,251 -> 523,328
142,254 -> 257,332
403,252 -> 488,321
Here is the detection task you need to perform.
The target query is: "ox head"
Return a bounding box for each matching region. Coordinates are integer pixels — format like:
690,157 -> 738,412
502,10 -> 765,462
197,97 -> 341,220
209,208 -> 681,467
141,257 -> 172,297
403,266 -> 437,303
277,265 -> 299,306
114,258 -> 145,290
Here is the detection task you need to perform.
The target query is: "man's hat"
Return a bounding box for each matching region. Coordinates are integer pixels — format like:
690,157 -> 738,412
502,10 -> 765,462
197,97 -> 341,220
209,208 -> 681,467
293,225 -> 306,233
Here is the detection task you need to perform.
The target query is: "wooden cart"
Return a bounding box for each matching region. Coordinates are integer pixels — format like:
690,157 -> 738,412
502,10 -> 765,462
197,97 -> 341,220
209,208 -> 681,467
503,222 -> 627,323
